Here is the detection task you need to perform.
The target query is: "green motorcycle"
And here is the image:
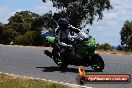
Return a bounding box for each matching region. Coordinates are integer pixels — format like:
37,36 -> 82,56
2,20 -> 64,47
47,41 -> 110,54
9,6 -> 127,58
42,29 -> 104,71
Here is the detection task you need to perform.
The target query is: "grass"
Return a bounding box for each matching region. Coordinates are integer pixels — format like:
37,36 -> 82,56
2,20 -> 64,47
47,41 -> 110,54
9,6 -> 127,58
0,73 -> 70,88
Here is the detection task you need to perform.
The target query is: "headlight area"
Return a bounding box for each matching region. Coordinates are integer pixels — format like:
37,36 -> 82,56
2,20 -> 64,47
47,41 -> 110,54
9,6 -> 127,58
86,43 -> 93,47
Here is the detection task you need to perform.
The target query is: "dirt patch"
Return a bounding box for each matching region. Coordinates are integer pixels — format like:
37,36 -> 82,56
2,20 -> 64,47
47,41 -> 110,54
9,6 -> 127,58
97,49 -> 132,56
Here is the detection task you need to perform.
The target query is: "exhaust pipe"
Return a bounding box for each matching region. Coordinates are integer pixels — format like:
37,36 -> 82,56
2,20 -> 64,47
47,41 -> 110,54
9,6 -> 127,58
43,50 -> 53,58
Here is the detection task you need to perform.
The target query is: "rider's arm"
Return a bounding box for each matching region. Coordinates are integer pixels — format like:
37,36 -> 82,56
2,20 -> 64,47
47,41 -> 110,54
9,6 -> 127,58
55,26 -> 61,40
55,26 -> 60,36
58,40 -> 72,47
69,25 -> 80,33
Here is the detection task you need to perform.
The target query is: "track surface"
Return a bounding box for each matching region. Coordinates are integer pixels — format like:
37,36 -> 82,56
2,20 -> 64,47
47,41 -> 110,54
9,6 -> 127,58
0,45 -> 131,88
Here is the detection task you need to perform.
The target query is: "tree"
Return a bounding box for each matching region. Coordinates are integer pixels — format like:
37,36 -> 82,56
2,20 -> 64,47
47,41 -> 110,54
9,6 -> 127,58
4,28 -> 18,44
43,0 -> 112,27
0,22 -> 4,43
0,22 -> 4,36
103,43 -> 112,50
7,11 -> 39,34
97,43 -> 112,50
0,10 -> 58,45
120,20 -> 132,50
3,11 -> 42,44
13,31 -> 37,45
32,11 -> 56,32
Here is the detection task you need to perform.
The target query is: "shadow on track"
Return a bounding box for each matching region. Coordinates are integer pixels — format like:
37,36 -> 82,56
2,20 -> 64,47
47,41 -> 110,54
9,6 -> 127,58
36,66 -> 98,73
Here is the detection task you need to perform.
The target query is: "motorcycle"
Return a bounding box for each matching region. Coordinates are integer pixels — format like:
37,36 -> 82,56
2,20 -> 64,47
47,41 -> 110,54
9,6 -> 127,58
41,29 -> 104,71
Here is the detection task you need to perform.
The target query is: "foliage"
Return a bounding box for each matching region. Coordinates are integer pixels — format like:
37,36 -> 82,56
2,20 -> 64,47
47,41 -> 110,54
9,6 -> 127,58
4,28 -> 18,44
116,45 -> 129,51
0,22 -> 18,44
120,20 -> 132,50
13,31 -> 38,45
43,0 -> 112,27
7,11 -> 39,34
0,11 -> 53,45
120,21 -> 132,45
0,10 -> 58,45
117,45 -> 123,51
0,22 -> 4,35
97,43 -> 112,50
32,11 -> 56,32
0,22 -> 4,43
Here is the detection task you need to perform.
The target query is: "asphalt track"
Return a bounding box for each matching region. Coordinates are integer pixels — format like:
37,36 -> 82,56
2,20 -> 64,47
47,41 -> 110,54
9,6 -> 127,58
0,45 -> 132,88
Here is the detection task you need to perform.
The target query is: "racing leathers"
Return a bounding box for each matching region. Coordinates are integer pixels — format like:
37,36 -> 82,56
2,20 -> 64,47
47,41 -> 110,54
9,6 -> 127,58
55,24 -> 80,48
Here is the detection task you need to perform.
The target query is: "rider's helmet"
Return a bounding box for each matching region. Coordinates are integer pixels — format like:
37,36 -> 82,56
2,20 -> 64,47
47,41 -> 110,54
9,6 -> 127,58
58,18 -> 69,30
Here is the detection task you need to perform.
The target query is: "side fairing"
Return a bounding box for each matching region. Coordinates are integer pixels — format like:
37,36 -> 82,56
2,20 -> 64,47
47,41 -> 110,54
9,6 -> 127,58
47,37 -> 56,43
75,36 -> 97,59
83,36 -> 96,48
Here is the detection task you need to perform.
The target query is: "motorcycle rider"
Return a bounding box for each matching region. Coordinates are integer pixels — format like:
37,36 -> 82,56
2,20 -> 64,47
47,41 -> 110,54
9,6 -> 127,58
55,17 -> 80,54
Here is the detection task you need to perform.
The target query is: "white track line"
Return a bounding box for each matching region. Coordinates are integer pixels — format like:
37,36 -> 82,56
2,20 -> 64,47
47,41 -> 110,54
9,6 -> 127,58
0,72 -> 92,88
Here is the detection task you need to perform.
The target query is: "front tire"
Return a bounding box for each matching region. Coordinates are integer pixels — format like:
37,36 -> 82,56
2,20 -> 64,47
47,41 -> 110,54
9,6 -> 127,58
91,54 -> 104,72
52,49 -> 68,68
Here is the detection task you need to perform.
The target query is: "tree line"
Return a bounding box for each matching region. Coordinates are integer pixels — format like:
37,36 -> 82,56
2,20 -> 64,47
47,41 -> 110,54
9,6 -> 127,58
0,11 -> 56,45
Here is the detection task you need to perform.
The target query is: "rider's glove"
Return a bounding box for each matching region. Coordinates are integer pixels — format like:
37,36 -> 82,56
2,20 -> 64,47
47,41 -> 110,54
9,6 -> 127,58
69,35 -> 75,41
68,45 -> 73,48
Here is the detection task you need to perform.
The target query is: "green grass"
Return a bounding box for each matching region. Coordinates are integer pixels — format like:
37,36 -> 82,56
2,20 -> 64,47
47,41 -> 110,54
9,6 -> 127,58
0,73 -> 69,88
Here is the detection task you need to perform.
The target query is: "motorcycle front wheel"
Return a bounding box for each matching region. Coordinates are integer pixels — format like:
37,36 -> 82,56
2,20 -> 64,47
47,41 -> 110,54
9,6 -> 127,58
52,49 -> 69,68
91,54 -> 104,72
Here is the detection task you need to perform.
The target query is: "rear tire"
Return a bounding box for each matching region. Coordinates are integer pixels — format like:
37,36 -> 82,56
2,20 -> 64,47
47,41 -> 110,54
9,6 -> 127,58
91,54 -> 104,72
